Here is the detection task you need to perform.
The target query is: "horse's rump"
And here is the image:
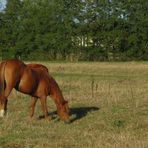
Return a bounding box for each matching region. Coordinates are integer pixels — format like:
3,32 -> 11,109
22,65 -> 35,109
0,61 -> 7,97
0,59 -> 40,96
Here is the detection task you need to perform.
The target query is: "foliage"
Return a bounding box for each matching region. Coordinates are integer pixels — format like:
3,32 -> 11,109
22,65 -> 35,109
0,0 -> 148,61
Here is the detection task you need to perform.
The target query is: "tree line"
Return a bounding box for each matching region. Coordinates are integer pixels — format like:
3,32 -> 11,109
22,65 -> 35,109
0,0 -> 148,61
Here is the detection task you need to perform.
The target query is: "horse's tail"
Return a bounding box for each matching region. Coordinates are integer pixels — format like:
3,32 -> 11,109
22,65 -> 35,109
0,61 -> 7,97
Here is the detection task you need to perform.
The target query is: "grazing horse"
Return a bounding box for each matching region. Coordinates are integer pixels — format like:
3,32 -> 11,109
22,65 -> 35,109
0,59 -> 70,123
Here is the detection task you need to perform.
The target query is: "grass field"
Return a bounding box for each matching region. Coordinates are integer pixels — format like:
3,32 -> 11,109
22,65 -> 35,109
0,62 -> 148,148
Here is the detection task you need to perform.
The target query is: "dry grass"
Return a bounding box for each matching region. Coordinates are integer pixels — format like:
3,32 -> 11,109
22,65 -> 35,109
0,61 -> 148,148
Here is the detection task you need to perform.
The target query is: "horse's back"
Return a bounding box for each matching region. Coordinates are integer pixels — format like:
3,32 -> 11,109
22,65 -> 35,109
27,63 -> 49,73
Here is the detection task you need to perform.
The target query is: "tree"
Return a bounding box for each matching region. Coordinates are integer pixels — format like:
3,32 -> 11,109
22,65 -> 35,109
0,0 -> 147,61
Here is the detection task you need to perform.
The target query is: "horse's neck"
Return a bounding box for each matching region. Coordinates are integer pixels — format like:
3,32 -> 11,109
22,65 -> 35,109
49,78 -> 65,106
53,88 -> 65,105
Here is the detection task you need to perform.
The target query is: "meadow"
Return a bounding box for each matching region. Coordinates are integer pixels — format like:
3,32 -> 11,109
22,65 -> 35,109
0,62 -> 148,148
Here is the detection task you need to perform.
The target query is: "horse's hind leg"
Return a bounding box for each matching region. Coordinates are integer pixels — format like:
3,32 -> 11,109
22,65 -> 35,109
0,85 -> 14,117
29,97 -> 37,119
0,97 -> 8,117
0,96 -> 9,117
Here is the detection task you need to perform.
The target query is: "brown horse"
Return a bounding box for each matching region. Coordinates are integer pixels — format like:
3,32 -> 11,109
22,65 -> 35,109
0,59 -> 70,123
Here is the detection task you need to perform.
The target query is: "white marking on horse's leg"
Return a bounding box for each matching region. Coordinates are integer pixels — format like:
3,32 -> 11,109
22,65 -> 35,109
0,109 -> 5,117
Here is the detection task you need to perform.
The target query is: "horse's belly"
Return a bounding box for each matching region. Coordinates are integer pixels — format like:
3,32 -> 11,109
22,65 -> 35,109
18,82 -> 35,94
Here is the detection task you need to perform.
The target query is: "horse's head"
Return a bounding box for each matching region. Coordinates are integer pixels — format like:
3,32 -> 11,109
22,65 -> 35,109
57,101 -> 70,123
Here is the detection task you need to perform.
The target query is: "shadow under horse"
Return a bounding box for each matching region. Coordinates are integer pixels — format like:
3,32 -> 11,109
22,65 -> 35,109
70,106 -> 99,122
45,106 -> 99,123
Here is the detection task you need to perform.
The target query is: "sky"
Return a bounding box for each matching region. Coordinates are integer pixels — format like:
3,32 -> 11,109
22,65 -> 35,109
0,0 -> 6,11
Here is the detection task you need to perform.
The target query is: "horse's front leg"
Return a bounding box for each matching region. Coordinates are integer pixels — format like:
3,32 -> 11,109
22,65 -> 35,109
29,97 -> 37,119
39,96 -> 50,121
